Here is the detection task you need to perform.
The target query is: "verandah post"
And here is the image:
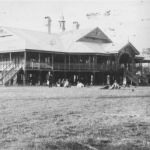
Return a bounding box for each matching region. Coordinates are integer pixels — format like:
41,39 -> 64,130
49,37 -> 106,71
10,53 -> 11,62
23,51 -> 27,85
38,53 -> 41,69
69,55 -> 70,70
52,54 -> 54,69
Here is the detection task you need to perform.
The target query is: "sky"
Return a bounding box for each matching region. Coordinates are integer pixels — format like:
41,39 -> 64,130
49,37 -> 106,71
0,0 -> 150,53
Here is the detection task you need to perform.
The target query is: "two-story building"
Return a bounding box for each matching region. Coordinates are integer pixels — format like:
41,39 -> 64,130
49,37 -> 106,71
0,15 -> 149,86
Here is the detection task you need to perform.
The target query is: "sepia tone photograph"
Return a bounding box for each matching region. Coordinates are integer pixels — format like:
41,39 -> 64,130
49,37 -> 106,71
0,0 -> 150,149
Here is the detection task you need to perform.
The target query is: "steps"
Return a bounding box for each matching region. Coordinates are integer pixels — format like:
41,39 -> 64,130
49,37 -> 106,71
123,68 -> 139,85
0,61 -> 23,86
130,65 -> 149,86
0,61 -> 14,80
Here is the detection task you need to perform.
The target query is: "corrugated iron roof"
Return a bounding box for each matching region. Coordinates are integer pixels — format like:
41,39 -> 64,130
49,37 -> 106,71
66,41 -> 108,54
59,28 -> 94,50
1,27 -> 65,53
0,26 -> 140,55
101,42 -> 139,54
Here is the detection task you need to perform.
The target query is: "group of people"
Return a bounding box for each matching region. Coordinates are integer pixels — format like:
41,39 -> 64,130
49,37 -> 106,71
56,79 -> 70,87
101,80 -> 121,89
46,71 -> 121,89
46,71 -> 85,88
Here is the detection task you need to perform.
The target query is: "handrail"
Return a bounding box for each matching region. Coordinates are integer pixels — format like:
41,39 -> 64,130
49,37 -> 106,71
2,61 -> 24,85
123,68 -> 139,85
0,61 -> 14,79
130,64 -> 149,85
25,61 -> 116,71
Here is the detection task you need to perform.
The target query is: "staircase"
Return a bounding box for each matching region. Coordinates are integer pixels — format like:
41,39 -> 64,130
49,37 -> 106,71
123,68 -> 139,86
0,61 -> 23,86
0,61 -> 14,78
130,65 -> 149,86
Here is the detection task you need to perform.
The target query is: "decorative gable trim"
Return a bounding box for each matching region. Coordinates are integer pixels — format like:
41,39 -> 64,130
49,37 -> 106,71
77,27 -> 112,43
119,42 -> 139,55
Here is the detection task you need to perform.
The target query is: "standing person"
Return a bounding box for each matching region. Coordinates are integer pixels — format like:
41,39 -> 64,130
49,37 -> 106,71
46,71 -> 53,87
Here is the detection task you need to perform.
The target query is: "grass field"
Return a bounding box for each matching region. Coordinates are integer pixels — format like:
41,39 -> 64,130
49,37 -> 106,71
0,86 -> 150,150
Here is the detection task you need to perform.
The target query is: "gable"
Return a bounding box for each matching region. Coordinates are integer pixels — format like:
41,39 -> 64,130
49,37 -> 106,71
77,27 -> 112,43
119,42 -> 139,55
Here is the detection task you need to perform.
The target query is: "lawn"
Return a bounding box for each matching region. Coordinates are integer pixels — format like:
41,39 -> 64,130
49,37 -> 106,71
0,86 -> 150,150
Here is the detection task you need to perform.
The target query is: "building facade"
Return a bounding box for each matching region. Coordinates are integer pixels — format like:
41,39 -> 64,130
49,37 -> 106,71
0,17 -> 149,86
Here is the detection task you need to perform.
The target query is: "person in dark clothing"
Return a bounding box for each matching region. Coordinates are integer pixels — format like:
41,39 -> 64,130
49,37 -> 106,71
46,71 -> 53,87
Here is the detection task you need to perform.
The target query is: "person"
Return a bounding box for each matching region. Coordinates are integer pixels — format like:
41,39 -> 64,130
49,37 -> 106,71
77,81 -> 84,88
100,84 -> 111,89
110,80 -> 120,89
60,79 -> 65,87
64,79 -> 70,87
46,71 -> 53,87
56,79 -> 61,87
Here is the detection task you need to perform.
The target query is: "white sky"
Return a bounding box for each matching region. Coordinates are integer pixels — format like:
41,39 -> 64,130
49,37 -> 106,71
0,0 -> 150,52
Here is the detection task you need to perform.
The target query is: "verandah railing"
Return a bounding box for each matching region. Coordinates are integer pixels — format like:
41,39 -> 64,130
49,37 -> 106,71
0,61 -> 13,70
2,61 -> 24,85
25,61 -> 116,71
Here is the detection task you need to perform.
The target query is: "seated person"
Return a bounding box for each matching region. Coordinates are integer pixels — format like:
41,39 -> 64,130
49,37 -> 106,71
77,81 -> 84,88
56,79 -> 61,87
64,79 -> 70,87
60,79 -> 65,87
101,84 -> 111,89
110,80 -> 120,89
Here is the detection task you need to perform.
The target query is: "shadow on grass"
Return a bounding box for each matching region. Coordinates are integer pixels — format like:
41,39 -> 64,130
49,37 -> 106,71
23,140 -> 150,150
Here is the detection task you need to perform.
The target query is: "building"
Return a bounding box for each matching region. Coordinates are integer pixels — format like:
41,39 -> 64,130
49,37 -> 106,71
0,15 -> 150,86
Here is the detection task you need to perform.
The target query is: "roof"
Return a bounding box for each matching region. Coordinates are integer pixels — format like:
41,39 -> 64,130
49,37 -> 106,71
0,27 -> 65,53
59,28 -> 95,50
66,41 -> 108,54
142,57 -> 150,63
0,26 -> 140,55
100,42 -> 140,54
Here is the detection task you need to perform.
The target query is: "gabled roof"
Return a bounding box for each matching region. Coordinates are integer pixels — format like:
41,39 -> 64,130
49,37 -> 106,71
66,41 -> 108,54
59,28 -> 95,50
0,27 -> 65,53
77,27 -> 112,43
100,42 -> 140,54
0,26 -> 140,55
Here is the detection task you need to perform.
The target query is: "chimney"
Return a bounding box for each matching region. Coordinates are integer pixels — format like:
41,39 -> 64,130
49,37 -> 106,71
59,15 -> 66,32
45,16 -> 51,34
72,22 -> 80,30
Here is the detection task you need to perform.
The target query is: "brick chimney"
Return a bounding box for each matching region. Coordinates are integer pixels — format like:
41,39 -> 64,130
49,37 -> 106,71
72,22 -> 80,30
45,16 -> 51,34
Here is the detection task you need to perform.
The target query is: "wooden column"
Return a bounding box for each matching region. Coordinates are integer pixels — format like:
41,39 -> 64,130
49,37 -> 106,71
115,54 -> 118,70
52,54 -> 54,69
93,72 -> 96,85
93,55 -> 95,70
140,61 -> 142,74
10,53 -> 12,62
64,54 -> 66,70
52,71 -> 54,85
94,55 -> 97,71
38,53 -> 41,69
89,55 -> 91,70
38,71 -> 41,85
23,51 -> 27,85
69,55 -> 70,70
24,51 -> 26,70
78,72 -> 81,82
